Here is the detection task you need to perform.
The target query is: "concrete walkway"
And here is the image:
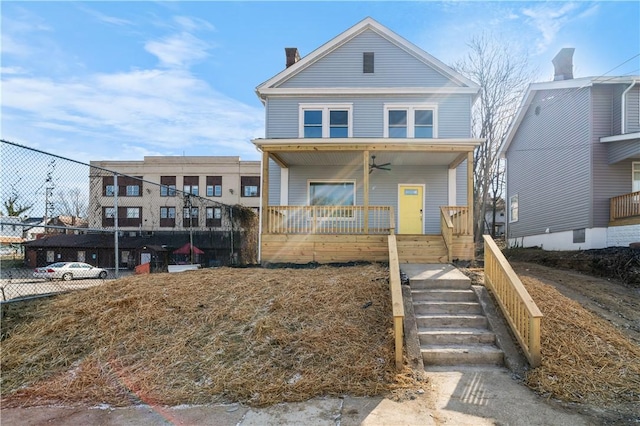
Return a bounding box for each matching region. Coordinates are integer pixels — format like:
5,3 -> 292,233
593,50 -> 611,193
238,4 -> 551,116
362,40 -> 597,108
1,366 -> 594,425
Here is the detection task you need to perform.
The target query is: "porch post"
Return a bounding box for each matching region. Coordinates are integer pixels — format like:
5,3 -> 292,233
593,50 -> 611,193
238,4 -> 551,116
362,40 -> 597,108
262,150 -> 270,234
467,151 -> 474,235
363,150 -> 369,233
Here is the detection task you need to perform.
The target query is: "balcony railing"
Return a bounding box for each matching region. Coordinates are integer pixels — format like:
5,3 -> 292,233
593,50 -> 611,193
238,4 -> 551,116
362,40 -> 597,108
265,206 -> 394,234
610,191 -> 640,221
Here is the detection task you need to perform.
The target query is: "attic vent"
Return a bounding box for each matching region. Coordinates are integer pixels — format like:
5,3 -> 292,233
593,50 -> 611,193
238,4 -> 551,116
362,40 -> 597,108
363,52 -> 374,73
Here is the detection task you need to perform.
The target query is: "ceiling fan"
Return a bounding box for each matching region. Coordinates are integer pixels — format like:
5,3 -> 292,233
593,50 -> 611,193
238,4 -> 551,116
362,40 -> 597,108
369,155 -> 391,173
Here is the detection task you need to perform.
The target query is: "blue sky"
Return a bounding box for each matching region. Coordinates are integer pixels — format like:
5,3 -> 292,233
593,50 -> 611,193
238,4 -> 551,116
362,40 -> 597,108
2,1 -> 639,164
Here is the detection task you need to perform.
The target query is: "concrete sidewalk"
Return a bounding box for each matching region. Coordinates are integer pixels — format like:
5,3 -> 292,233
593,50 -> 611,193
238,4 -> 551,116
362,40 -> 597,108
1,366 -> 595,426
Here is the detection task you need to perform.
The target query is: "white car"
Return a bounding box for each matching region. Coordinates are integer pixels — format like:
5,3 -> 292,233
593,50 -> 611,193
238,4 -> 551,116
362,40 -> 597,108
33,262 -> 108,281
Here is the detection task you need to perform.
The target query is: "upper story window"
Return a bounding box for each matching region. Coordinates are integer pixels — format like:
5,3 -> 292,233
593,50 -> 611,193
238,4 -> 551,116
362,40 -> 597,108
384,105 -> 437,138
363,52 -> 374,73
126,185 -> 140,196
183,176 -> 199,196
299,104 -> 353,138
161,176 -> 176,197
105,185 -> 115,197
241,176 -> 260,197
206,176 -> 222,197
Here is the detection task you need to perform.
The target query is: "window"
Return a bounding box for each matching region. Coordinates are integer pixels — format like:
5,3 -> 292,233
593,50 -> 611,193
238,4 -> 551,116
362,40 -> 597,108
105,207 -> 116,218
509,194 -> 519,223
126,185 -> 140,196
183,207 -> 199,227
105,185 -> 115,197
160,207 -> 176,227
308,181 -> 355,217
160,176 -> 176,197
206,176 -> 222,197
384,105 -> 437,138
183,176 -> 199,196
633,162 -> 640,192
126,208 -> 140,219
206,207 -> 222,227
363,52 -> 374,73
241,176 -> 260,197
299,104 -> 353,138
573,228 -> 586,244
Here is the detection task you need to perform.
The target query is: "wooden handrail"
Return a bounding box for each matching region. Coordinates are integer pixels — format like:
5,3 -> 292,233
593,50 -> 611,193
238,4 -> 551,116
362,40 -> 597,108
483,235 -> 543,367
440,207 -> 453,262
388,234 -> 404,370
610,191 -> 640,221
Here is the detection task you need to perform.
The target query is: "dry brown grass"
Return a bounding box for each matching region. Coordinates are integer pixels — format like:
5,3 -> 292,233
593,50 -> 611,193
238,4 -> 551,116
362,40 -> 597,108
521,276 -> 640,407
1,264 -> 420,408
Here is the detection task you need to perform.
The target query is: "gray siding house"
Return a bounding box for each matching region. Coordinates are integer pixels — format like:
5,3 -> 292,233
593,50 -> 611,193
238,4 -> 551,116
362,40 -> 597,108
252,18 -> 482,264
501,50 -> 640,250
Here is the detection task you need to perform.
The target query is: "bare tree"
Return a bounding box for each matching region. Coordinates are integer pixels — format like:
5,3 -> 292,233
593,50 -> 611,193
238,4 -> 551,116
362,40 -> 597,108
454,33 -> 535,242
56,188 -> 88,221
2,192 -> 33,217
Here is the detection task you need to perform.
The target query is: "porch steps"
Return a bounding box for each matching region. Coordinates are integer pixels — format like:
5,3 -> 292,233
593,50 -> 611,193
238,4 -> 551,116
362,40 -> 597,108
396,235 -> 448,263
403,264 -> 504,366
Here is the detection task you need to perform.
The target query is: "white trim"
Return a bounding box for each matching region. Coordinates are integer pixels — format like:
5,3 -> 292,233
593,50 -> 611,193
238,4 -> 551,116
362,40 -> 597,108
260,87 -> 479,97
633,161 -> 640,192
255,17 -> 479,99
253,137 -> 483,147
448,168 -> 456,206
621,80 -> 638,134
306,179 -> 357,206
383,104 -> 438,138
298,103 -> 353,138
397,183 -> 425,234
600,132 -> 640,143
280,167 -> 289,205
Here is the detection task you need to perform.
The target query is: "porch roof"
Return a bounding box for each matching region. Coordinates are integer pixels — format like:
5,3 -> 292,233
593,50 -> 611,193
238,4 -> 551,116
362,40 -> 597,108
252,138 -> 482,168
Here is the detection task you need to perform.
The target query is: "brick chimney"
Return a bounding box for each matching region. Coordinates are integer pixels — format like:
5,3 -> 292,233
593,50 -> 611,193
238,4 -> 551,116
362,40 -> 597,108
285,47 -> 300,68
552,48 -> 575,81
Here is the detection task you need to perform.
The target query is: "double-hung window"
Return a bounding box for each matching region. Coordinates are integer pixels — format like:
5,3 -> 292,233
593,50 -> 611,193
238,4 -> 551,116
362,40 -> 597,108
183,176 -> 199,196
299,104 -> 353,138
126,185 -> 140,196
206,176 -> 222,197
509,194 -> 519,223
160,206 -> 176,227
384,105 -> 437,138
308,181 -> 355,217
161,176 -> 176,197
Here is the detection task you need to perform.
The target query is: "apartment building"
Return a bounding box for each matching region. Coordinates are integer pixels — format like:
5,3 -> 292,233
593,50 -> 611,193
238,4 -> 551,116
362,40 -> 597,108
88,156 -> 260,232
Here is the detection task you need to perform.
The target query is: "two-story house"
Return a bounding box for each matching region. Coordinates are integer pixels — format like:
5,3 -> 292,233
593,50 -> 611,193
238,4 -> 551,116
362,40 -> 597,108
252,18 -> 482,264
501,48 -> 640,250
89,156 -> 260,232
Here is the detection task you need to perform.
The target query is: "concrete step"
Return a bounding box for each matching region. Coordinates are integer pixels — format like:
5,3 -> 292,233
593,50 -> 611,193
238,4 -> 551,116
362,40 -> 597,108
413,301 -> 483,315
402,264 -> 471,291
410,278 -> 471,290
411,289 -> 477,302
418,328 -> 496,345
415,314 -> 488,329
422,344 -> 504,366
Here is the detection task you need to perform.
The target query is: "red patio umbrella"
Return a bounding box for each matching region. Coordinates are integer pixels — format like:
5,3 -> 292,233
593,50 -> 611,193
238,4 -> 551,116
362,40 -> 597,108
172,243 -> 204,255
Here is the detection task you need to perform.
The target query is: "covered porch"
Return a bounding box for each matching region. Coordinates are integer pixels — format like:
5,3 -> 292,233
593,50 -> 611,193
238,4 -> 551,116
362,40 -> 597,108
255,139 -> 480,264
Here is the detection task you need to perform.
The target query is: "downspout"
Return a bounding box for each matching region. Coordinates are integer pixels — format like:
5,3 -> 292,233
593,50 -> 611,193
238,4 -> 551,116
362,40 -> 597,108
621,79 -> 637,134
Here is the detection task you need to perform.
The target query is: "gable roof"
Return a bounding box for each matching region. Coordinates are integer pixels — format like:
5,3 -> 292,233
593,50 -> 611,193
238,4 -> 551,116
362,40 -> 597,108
255,17 -> 479,101
500,76 -> 640,157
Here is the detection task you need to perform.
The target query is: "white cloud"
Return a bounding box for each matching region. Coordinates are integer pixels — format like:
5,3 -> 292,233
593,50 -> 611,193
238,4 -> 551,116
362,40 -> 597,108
145,32 -> 212,68
80,7 -> 133,26
173,16 -> 215,32
522,2 -> 588,53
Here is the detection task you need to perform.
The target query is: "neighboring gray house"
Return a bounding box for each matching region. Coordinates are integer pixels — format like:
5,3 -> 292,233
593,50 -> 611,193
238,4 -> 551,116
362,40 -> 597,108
501,49 -> 640,250
252,17 -> 482,264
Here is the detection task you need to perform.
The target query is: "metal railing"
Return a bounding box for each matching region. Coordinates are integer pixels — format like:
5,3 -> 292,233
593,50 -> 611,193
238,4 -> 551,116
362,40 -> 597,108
483,235 -> 543,367
610,191 -> 640,221
265,205 -> 393,234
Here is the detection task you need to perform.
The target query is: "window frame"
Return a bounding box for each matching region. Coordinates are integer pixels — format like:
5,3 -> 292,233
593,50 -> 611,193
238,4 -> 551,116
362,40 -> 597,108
241,176 -> 260,198
105,185 -> 115,197
160,206 -> 176,227
383,104 -> 438,138
307,179 -> 356,219
126,185 -> 140,196
633,161 -> 640,193
509,194 -> 519,223
298,103 -> 353,138
183,206 -> 199,227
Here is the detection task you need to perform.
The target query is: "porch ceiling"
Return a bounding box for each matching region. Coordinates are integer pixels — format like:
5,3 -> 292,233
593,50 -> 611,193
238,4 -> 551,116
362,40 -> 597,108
271,151 -> 461,167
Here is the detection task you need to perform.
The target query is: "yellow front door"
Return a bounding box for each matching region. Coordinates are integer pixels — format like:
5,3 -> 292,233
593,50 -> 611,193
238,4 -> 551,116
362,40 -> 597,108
398,185 -> 423,234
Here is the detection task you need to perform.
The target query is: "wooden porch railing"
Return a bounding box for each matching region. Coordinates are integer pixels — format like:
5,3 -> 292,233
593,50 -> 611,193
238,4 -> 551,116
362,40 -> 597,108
387,234 -> 404,370
483,235 -> 543,367
610,191 -> 640,221
440,206 -> 472,262
265,206 -> 393,234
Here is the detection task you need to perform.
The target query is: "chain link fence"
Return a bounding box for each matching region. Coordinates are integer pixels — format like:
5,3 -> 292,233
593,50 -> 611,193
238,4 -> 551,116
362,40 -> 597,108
0,139 -> 258,302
